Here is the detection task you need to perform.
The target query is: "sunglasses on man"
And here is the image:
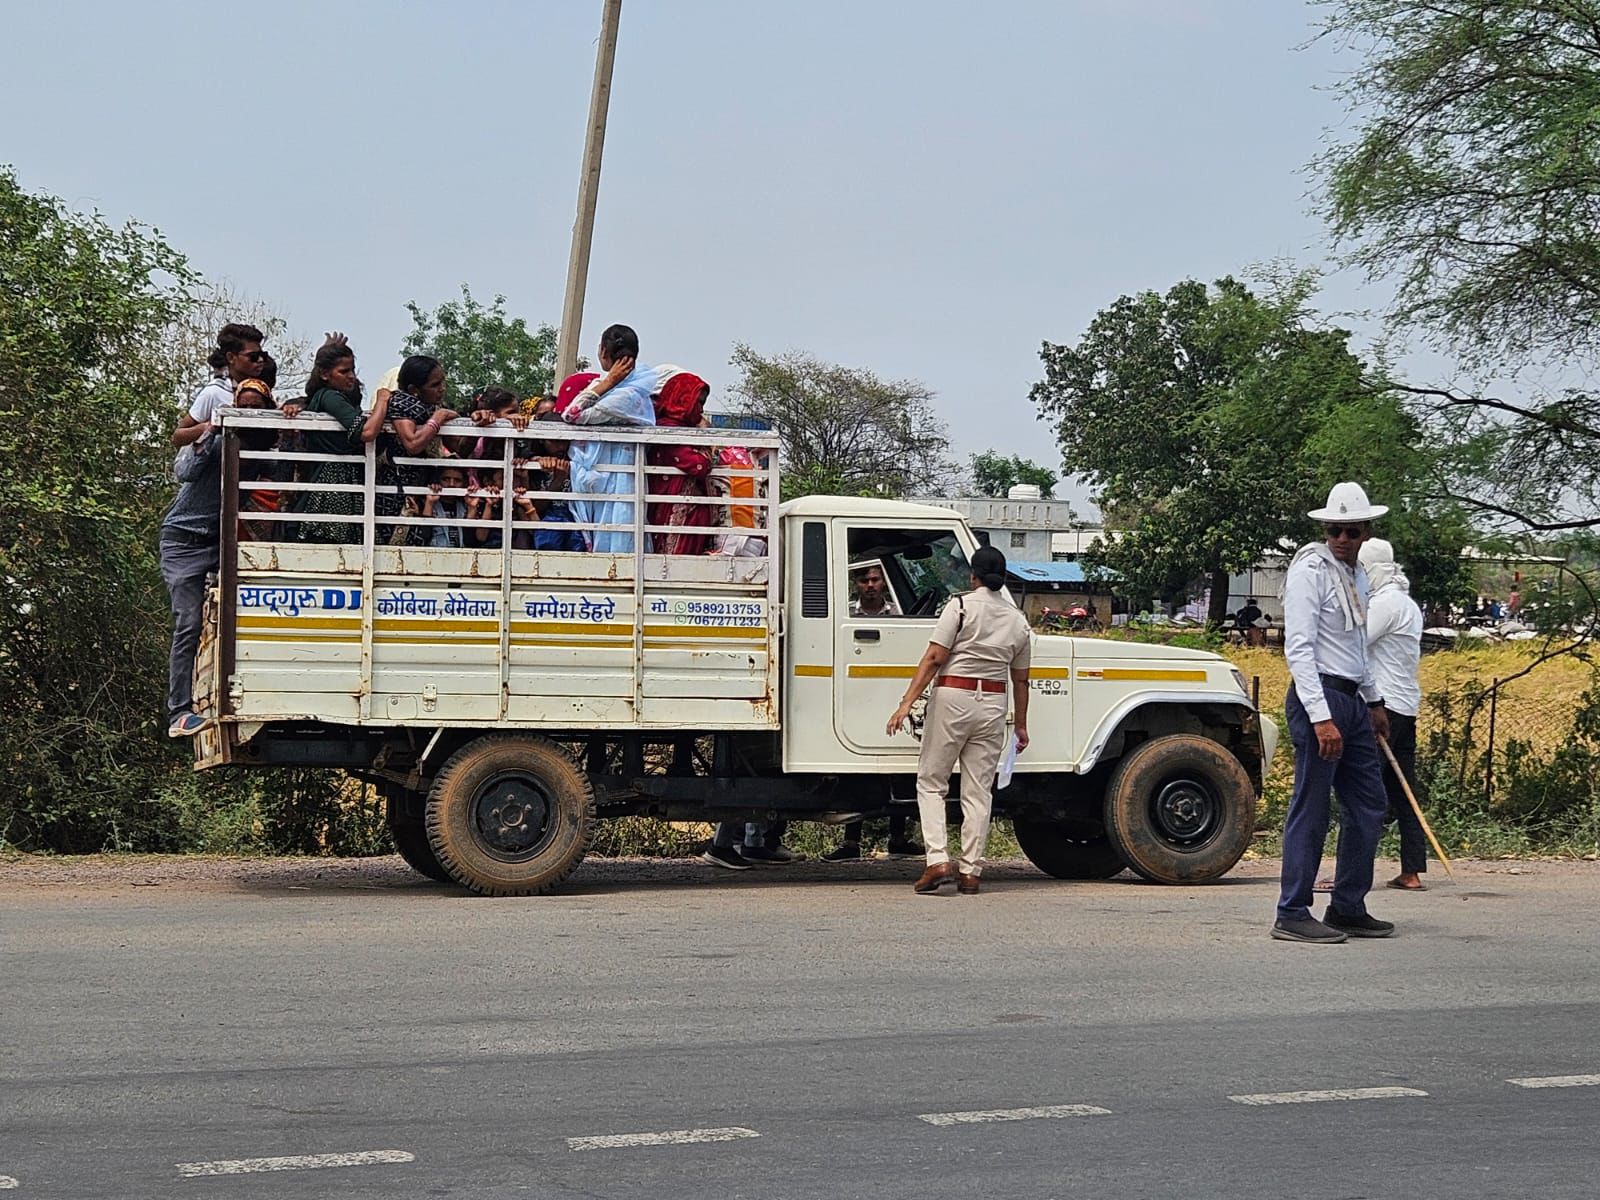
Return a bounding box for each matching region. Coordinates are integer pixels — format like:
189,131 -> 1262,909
1323,524 -> 1367,540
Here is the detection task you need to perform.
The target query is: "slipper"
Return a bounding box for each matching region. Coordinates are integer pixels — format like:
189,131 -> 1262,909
1386,876 -> 1427,891
1313,877 -> 1334,893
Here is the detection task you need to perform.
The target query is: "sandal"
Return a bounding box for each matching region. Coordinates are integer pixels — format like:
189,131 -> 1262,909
1385,875 -> 1427,891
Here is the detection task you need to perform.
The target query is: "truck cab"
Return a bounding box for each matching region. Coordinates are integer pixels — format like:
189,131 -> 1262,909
774,497 -> 1276,884
195,411 -> 1275,895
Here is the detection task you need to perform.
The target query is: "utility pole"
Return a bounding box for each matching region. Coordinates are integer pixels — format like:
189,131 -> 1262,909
555,0 -> 623,386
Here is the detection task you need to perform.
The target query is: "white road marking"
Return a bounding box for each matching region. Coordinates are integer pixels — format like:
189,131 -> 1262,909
566,1127 -> 760,1151
1507,1074 -> 1600,1089
175,1150 -> 415,1177
1229,1087 -> 1428,1106
0,1175 -> 17,1189
917,1104 -> 1113,1127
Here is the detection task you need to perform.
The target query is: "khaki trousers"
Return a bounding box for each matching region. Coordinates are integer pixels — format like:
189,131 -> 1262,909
915,685 -> 1008,876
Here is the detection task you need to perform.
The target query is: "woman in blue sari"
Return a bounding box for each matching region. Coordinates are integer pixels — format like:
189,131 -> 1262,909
558,325 -> 656,554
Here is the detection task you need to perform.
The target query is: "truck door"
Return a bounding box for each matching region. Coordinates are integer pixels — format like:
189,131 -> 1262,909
833,523 -> 974,755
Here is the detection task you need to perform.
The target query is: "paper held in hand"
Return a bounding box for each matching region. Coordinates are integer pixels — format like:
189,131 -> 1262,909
997,732 -> 1021,790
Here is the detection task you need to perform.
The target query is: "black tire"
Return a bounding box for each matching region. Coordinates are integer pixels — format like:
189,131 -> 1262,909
425,734 -> 595,896
1103,734 -> 1255,884
384,794 -> 452,883
1013,819 -> 1126,880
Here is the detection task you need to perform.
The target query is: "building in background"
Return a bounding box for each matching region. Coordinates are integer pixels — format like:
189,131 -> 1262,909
1226,547 -> 1293,626
912,485 -> 1120,623
1004,560 -> 1119,625
914,485 -> 1081,560
1051,525 -> 1124,562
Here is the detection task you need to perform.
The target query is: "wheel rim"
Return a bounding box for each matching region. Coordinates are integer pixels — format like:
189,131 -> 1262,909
1148,775 -> 1222,849
470,772 -> 557,863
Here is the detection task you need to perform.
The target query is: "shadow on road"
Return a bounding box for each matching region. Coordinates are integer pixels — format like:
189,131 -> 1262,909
209,855 -> 1281,899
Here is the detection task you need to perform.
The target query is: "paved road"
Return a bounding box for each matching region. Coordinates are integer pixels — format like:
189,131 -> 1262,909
1,854 -> 1596,1198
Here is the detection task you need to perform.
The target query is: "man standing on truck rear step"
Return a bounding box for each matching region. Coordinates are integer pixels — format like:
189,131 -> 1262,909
887,546 -> 1031,896
161,323 -> 267,737
1273,482 -> 1395,944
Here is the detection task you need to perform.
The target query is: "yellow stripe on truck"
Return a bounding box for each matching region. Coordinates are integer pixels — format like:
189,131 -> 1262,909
238,616 -> 360,631
1078,667 -> 1209,682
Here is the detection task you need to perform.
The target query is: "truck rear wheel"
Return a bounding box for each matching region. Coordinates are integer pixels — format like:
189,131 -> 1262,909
1012,819 -> 1126,880
384,792 -> 452,884
425,734 -> 595,896
1102,734 -> 1254,884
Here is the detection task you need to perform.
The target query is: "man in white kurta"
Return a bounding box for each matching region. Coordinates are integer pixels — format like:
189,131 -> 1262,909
1360,537 -> 1428,890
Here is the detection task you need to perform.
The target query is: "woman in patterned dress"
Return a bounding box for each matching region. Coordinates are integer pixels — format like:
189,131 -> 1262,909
376,355 -> 458,546
293,341 -> 389,544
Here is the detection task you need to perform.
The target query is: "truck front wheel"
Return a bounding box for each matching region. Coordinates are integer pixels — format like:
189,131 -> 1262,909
1012,819 -> 1126,880
426,734 -> 596,896
1102,734 -> 1254,884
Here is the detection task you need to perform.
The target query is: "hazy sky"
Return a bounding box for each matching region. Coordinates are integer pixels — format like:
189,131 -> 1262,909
2,1 -> 1386,509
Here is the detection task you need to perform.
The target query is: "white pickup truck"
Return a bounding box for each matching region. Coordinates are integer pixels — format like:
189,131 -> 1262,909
195,410 -> 1277,895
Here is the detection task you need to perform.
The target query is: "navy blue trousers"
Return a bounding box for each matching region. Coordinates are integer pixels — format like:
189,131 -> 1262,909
1277,685 -> 1390,922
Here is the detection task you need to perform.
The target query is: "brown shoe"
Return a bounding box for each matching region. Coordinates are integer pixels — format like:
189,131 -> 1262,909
957,873 -> 980,895
913,862 -> 956,894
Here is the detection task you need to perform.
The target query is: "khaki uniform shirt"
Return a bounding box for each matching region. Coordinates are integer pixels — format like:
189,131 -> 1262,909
929,587 -> 1032,681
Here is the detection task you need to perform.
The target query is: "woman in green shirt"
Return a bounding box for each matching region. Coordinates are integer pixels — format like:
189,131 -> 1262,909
294,341 -> 390,543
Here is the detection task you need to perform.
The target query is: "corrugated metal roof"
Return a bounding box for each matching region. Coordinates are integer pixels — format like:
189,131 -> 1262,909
1006,560 -> 1088,583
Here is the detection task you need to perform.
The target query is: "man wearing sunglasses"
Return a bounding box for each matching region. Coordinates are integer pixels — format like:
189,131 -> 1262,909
1273,482 -> 1395,944
171,323 -> 267,448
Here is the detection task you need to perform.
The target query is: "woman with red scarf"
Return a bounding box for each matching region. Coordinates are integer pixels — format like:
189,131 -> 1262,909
649,371 -> 715,555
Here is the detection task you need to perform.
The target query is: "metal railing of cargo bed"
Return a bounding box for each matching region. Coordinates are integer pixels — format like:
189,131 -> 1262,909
211,409 -> 782,724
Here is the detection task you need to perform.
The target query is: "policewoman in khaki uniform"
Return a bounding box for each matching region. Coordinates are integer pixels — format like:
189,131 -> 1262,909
887,546 -> 1032,895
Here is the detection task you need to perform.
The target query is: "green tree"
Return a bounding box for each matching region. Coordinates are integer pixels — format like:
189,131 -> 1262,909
970,450 -> 1058,499
0,167 -> 196,849
1317,0 -> 1600,542
401,285 -> 559,407
0,170 -> 391,855
725,343 -> 956,499
1031,273 -> 1460,622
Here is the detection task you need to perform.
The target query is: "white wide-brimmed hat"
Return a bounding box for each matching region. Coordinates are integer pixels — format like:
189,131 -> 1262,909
1308,481 -> 1388,523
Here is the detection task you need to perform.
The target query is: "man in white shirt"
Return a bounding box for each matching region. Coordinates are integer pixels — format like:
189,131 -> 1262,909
170,322 -> 266,448
1360,537 -> 1428,890
1273,482 -> 1395,944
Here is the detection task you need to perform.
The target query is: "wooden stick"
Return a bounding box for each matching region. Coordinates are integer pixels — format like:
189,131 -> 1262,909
1379,736 -> 1454,879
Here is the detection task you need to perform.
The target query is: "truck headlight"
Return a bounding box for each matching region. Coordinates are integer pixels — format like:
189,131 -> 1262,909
1230,667 -> 1250,700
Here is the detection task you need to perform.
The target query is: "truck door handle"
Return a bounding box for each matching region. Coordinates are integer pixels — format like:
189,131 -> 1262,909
854,629 -> 881,642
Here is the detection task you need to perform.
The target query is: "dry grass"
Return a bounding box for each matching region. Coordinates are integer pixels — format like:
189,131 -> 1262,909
1226,641 -> 1599,857
1225,641 -> 1594,723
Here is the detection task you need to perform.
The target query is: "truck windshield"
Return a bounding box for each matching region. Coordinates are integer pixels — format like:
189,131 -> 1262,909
846,527 -> 971,618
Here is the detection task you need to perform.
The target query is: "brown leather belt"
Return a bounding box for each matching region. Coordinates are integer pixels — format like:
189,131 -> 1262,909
936,674 -> 1006,694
